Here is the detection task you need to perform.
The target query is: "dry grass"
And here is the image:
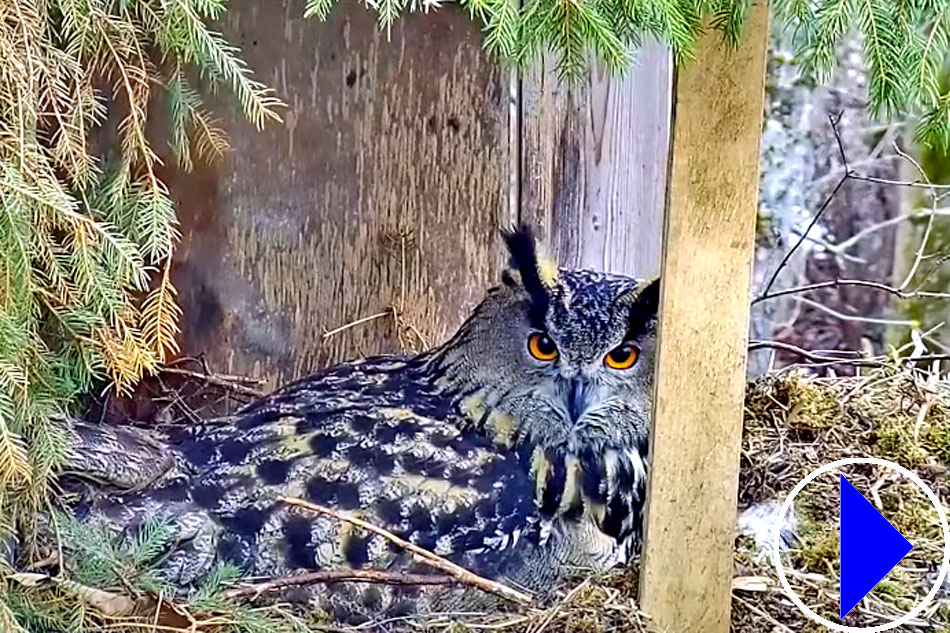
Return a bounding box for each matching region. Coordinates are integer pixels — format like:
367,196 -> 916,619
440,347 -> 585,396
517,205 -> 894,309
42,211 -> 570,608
732,364 -> 950,632
373,572 -> 650,633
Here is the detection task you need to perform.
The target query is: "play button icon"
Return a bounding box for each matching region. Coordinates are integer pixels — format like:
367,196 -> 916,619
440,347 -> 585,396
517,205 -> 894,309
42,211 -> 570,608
773,457 -> 950,632
839,475 -> 914,619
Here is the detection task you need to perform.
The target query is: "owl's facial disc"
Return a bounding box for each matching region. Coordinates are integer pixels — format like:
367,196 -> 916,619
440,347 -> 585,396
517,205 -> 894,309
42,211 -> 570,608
421,226 -> 659,551
498,267 -> 659,455
432,225 -> 659,457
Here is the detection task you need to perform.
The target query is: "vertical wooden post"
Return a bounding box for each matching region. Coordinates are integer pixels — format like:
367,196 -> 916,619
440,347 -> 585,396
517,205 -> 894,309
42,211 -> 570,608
638,4 -> 770,633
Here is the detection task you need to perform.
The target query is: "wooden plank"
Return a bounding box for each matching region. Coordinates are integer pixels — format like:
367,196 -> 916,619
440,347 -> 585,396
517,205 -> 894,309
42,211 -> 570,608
166,2 -> 512,390
638,5 -> 771,632
520,45 -> 672,278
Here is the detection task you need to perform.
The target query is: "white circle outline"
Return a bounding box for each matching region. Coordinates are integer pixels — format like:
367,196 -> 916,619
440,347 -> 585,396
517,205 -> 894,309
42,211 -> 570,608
771,457 -> 950,632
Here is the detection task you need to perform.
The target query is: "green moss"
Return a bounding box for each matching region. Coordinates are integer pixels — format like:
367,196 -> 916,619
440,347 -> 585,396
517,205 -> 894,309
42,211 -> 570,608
873,580 -> 904,599
873,576 -> 912,605
930,422 -> 950,464
873,416 -> 925,467
871,576 -> 917,612
781,375 -> 841,430
798,527 -> 839,572
935,602 -> 950,629
565,614 -> 604,633
886,486 -> 941,540
794,503 -> 839,573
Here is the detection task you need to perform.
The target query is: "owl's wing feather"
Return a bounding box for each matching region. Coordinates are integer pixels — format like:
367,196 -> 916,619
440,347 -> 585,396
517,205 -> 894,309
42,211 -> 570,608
81,357 -> 549,591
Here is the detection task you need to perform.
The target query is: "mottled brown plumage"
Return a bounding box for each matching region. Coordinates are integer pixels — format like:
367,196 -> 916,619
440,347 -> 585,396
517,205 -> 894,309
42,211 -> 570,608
61,226 -> 659,624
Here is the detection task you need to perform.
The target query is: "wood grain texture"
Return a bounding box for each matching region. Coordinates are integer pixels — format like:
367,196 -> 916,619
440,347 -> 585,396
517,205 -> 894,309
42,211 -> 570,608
169,2 -> 512,390
520,46 -> 672,279
638,5 -> 770,632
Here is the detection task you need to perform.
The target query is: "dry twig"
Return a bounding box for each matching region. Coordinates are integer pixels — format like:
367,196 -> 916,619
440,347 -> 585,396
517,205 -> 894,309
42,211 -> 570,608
753,279 -> 950,305
322,311 -> 391,340
892,143 -> 938,291
277,495 -> 534,605
224,569 -> 460,600
159,367 -> 265,398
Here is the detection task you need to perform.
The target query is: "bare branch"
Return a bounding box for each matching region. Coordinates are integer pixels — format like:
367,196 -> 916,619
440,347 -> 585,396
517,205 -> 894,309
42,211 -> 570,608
760,175 -> 850,297
761,114 -> 854,297
913,251 -> 950,294
828,210 -> 950,255
159,367 -> 264,398
753,279 -> 950,305
747,340 -> 950,368
892,143 -> 938,290
810,156 -> 902,189
277,496 -> 534,605
830,111 -> 849,170
758,115 -> 950,340
848,174 -> 950,190
223,569 -> 459,600
793,297 -> 918,327
322,311 -> 390,340
748,340 -> 870,365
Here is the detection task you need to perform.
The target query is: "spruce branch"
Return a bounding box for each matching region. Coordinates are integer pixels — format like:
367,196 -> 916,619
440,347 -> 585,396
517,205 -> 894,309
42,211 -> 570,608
132,187 -> 179,265
0,601 -> 29,633
0,0 -> 284,549
293,0 -> 950,149
140,259 -> 182,363
304,0 -> 338,20
0,415 -> 31,488
161,0 -> 284,129
483,0 -> 520,59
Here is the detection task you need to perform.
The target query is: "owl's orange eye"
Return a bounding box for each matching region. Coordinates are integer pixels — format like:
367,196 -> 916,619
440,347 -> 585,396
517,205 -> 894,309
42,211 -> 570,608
527,332 -> 558,361
605,342 -> 639,370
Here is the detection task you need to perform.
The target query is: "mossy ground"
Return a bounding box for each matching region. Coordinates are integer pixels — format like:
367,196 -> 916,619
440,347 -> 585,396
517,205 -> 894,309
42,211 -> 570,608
733,364 -> 950,632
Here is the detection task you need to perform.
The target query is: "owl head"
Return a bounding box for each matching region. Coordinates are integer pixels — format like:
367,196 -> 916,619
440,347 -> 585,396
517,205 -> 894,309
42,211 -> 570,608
431,225 -> 659,550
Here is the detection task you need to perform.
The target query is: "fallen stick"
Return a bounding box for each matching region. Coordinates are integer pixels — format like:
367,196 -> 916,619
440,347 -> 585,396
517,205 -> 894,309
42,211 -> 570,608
160,367 -> 265,398
224,569 -> 460,599
8,572 -> 148,617
277,495 -> 534,605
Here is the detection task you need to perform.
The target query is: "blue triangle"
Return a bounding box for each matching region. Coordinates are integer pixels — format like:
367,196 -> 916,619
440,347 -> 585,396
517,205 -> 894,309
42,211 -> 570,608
840,474 -> 914,619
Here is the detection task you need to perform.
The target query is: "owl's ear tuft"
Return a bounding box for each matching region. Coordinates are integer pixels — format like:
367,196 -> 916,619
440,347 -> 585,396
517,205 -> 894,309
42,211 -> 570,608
634,277 -> 660,314
620,277 -> 661,334
501,224 -> 555,325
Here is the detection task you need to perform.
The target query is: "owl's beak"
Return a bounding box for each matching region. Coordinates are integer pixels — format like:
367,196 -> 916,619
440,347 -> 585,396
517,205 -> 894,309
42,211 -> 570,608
567,377 -> 591,423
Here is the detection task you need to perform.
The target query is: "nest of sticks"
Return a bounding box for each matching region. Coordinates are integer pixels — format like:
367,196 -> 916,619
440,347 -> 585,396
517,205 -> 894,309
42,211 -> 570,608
8,362 -> 950,633
730,362 -> 950,632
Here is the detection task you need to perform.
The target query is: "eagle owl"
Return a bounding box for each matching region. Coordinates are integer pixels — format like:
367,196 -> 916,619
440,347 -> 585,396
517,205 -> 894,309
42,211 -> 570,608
62,226 -> 659,623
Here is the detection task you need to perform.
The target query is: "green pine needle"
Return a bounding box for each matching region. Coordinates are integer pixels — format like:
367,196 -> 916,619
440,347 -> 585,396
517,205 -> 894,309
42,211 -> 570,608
0,1 -> 283,600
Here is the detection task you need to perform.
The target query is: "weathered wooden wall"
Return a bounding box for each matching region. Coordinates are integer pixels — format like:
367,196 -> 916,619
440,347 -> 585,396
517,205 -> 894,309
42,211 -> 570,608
169,1 -> 671,389
171,2 -> 513,389
522,49 -> 671,277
